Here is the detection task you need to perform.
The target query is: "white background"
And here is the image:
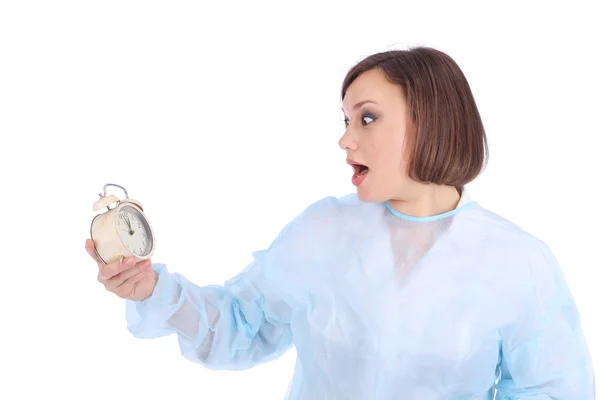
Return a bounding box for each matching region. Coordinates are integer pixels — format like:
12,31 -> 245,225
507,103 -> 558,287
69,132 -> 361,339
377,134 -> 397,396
1,1 -> 598,399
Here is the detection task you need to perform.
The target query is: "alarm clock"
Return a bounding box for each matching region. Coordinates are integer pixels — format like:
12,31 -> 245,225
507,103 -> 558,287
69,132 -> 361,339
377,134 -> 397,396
90,183 -> 155,265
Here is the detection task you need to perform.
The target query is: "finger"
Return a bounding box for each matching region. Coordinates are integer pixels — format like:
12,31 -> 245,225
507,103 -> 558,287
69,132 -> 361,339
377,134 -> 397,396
114,268 -> 153,299
103,259 -> 151,289
98,255 -> 139,280
85,239 -> 104,265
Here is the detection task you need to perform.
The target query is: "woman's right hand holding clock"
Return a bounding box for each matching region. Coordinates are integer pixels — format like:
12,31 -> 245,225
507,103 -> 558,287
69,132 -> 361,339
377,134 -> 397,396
85,239 -> 158,301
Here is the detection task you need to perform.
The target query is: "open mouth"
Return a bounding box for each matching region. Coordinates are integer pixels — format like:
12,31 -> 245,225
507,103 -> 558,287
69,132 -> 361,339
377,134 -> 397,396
352,163 -> 369,177
347,159 -> 369,186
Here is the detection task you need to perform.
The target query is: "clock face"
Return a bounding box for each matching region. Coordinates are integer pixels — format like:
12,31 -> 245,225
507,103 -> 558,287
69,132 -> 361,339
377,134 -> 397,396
117,205 -> 153,257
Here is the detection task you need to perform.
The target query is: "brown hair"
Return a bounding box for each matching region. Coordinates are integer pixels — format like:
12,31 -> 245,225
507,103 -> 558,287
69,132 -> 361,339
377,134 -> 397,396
341,46 -> 488,191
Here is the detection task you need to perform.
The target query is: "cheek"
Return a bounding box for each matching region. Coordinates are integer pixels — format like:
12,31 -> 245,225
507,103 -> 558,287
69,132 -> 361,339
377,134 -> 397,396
379,135 -> 407,171
390,128 -> 409,171
372,147 -> 405,181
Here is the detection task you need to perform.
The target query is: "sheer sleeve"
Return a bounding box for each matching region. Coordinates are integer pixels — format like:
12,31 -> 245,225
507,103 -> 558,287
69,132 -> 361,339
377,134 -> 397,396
125,257 -> 294,370
124,196 -> 336,370
496,242 -> 595,399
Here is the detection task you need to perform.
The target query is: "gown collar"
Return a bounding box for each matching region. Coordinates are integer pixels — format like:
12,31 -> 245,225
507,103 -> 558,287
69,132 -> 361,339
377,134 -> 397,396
383,187 -> 476,222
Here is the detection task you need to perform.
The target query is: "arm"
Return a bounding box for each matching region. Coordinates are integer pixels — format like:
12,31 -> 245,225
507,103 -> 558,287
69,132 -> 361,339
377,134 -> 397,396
125,255 -> 294,370
124,196 -> 336,371
496,242 -> 596,399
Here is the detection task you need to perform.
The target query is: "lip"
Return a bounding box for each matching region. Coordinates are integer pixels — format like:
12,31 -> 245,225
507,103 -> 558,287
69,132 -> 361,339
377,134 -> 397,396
346,158 -> 364,166
347,158 -> 369,186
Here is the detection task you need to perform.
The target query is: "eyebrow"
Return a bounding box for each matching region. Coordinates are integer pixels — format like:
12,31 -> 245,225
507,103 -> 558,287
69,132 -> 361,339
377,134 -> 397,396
341,100 -> 379,115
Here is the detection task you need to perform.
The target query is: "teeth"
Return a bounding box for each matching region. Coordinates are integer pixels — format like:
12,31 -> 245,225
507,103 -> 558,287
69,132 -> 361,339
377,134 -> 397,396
357,168 -> 368,176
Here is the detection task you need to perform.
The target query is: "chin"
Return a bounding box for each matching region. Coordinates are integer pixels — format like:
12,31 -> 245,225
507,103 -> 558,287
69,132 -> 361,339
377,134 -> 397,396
355,186 -> 386,203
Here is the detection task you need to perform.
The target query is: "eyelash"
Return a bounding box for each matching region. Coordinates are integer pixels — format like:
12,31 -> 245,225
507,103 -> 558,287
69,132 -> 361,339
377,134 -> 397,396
344,113 -> 376,128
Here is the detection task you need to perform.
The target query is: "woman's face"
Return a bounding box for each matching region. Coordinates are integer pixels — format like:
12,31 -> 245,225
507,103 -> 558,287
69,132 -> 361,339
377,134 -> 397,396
339,68 -> 413,202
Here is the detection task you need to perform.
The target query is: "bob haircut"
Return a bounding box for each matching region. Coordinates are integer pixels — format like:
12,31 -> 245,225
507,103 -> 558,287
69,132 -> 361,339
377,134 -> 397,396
341,46 -> 488,192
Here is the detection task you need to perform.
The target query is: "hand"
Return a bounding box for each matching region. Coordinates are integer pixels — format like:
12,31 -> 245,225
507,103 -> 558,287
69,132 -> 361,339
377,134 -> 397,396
85,239 -> 158,301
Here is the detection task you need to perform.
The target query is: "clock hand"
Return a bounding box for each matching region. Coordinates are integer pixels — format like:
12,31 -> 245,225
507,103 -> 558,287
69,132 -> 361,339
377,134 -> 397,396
120,215 -> 134,234
125,215 -> 135,234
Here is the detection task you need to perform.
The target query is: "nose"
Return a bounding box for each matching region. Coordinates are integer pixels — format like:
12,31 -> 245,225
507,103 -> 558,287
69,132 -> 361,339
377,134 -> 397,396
338,130 -> 358,151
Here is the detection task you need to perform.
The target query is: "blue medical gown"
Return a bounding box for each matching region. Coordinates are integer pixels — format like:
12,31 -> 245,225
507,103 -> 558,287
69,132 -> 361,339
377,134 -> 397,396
126,192 -> 595,399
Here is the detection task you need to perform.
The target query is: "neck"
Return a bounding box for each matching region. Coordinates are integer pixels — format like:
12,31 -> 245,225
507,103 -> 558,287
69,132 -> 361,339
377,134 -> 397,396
386,185 -> 461,218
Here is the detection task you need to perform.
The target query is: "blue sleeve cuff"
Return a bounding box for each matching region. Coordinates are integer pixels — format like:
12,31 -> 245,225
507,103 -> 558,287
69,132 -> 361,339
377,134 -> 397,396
125,263 -> 182,338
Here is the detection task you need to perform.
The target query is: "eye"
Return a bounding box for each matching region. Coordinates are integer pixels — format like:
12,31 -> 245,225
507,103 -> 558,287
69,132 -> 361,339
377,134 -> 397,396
344,113 -> 376,128
362,114 -> 376,126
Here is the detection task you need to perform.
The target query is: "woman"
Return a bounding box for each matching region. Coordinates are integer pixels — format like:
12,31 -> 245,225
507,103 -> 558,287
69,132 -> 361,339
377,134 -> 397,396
85,46 -> 595,399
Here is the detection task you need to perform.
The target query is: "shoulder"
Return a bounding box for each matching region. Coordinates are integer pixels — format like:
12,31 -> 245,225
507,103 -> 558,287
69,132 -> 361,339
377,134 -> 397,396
305,192 -> 364,212
290,192 -> 370,224
272,193 -> 371,244
468,207 -> 574,326
462,203 -> 562,279
258,194 -> 363,289
461,202 -> 546,249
